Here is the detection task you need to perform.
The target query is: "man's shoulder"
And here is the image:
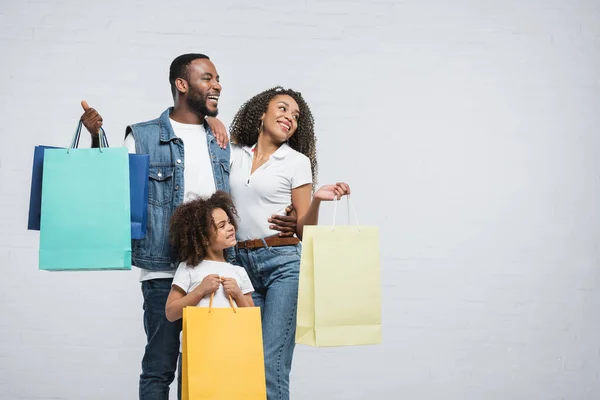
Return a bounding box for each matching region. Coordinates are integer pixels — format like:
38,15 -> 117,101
129,116 -> 162,130
129,108 -> 171,131
126,115 -> 165,141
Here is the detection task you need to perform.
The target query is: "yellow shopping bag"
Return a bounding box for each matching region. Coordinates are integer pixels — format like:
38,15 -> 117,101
296,196 -> 381,347
182,294 -> 266,400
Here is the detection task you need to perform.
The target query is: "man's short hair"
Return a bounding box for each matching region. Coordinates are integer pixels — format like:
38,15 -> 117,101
169,53 -> 210,98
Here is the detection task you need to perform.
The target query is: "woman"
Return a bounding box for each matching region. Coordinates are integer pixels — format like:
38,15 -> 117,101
228,86 -> 350,400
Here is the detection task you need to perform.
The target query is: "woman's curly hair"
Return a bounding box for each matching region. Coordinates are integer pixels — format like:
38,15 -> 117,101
169,191 -> 238,266
229,86 -> 318,187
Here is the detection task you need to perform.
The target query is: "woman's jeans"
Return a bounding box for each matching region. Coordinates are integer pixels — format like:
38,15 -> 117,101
236,243 -> 301,400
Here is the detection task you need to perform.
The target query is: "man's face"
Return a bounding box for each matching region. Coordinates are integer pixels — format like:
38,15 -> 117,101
184,58 -> 221,117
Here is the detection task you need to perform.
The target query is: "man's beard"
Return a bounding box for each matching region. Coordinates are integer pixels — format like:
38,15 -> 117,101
188,90 -> 218,118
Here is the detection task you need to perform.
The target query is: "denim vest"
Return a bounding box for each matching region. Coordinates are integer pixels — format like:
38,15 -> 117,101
128,108 -> 230,271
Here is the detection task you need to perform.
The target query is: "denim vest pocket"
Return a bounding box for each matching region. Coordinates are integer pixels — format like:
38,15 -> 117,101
148,166 -> 174,206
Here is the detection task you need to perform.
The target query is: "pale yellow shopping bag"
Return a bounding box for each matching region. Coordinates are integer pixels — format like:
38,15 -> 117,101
182,294 -> 267,400
296,196 -> 381,347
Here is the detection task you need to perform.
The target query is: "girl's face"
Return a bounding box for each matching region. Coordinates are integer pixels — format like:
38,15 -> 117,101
260,94 -> 300,144
209,208 -> 236,250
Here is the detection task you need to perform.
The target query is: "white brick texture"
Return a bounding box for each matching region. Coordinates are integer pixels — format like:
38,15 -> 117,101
0,0 -> 599,399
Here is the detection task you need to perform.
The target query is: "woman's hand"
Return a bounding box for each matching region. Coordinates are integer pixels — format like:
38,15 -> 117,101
205,117 -> 229,149
314,182 -> 351,201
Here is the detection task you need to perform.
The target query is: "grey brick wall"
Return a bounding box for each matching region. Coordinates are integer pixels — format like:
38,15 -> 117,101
1,0 -> 599,399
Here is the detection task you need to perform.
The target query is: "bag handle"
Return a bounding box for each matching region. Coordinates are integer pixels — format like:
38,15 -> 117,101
68,120 -> 109,153
208,291 -> 237,314
331,195 -> 360,230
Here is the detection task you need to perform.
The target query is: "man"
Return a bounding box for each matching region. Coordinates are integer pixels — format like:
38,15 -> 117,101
81,53 -> 296,400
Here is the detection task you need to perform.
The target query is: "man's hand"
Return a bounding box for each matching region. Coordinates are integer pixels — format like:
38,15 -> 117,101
80,100 -> 103,136
269,205 -> 297,238
205,117 -> 229,149
193,274 -> 221,298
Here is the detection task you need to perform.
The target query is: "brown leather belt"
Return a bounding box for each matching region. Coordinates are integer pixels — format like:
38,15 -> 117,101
236,236 -> 299,250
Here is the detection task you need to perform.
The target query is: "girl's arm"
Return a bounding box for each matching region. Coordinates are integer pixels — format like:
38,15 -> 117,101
292,182 -> 351,240
165,274 -> 221,322
233,293 -> 255,308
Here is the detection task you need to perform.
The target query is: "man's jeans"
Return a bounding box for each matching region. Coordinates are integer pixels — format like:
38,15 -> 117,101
236,243 -> 301,400
140,278 -> 181,400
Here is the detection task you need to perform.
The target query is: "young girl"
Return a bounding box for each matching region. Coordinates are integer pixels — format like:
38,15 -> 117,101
229,86 -> 350,400
165,191 -> 255,399
165,191 -> 254,321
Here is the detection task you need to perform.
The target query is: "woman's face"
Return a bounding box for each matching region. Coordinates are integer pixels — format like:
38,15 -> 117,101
260,94 -> 300,143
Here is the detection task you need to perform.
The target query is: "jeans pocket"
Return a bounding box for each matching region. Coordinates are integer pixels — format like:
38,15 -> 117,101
267,244 -> 300,257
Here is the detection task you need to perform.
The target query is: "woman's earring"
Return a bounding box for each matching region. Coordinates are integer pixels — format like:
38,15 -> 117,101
258,120 -> 264,134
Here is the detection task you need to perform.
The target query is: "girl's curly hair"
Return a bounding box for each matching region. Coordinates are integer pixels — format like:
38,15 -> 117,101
229,86 -> 318,187
169,191 -> 238,266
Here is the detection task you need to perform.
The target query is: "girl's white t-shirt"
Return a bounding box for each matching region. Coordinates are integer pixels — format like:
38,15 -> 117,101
171,259 -> 254,308
172,259 -> 253,352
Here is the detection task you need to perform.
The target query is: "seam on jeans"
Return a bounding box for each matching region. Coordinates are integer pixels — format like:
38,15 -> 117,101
250,249 -> 266,290
239,249 -> 262,292
276,295 -> 298,400
265,243 -> 299,257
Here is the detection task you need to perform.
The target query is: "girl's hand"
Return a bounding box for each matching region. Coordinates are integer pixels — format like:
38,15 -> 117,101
194,274 -> 221,298
314,182 -> 351,201
221,277 -> 243,299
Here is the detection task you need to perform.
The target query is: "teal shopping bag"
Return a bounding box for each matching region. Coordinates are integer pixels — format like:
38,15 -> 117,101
39,122 -> 132,271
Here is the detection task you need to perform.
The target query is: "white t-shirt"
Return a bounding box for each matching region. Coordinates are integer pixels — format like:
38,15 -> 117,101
172,259 -> 253,352
171,259 -> 254,307
229,143 -> 312,240
124,118 -> 217,282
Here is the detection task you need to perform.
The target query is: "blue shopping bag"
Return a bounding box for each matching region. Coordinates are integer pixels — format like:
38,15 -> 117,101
27,145 -> 58,230
129,152 -> 149,239
28,125 -> 149,239
39,122 -> 132,271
